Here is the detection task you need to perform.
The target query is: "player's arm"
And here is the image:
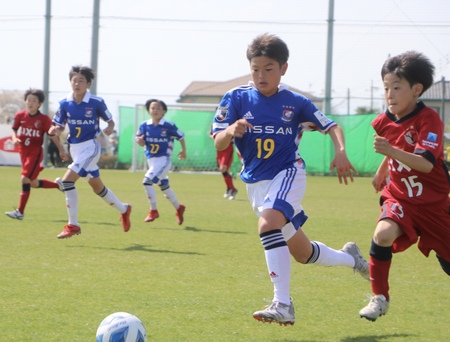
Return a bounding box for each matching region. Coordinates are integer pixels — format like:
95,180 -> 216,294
328,125 -> 357,185
373,134 -> 433,173
214,119 -> 253,151
178,138 -> 187,160
103,120 -> 115,136
10,129 -> 20,146
48,124 -> 65,136
49,134 -> 69,162
372,156 -> 389,193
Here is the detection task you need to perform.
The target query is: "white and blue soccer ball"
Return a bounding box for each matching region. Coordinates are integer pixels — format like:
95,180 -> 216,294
96,312 -> 147,342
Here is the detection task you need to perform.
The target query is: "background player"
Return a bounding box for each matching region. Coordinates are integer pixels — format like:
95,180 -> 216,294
359,51 -> 450,321
49,65 -> 131,238
135,99 -> 186,225
211,127 -> 238,200
213,33 -> 367,326
5,88 -> 68,220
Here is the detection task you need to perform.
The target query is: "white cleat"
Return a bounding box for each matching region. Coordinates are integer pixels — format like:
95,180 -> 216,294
341,242 -> 370,280
5,209 -> 24,220
359,294 -> 389,321
253,298 -> 295,326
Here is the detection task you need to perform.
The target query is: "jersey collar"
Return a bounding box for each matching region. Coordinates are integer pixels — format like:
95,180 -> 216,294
67,90 -> 91,103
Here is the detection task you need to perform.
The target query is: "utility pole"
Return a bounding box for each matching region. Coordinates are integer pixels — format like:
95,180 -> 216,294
324,0 -> 334,115
43,0 -> 51,166
90,0 -> 100,95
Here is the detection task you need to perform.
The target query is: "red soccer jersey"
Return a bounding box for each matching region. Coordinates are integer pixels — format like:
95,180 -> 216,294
372,102 -> 449,206
12,110 -> 53,152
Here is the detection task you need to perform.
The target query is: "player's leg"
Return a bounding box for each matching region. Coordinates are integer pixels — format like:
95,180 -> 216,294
253,208 -> 294,325
437,255 -> 450,276
143,162 -> 159,222
88,176 -> 131,232
250,171 -> 296,325
359,218 -> 403,321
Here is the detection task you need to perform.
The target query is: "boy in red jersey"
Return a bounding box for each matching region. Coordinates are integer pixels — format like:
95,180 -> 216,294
5,88 -> 68,220
359,51 -> 450,321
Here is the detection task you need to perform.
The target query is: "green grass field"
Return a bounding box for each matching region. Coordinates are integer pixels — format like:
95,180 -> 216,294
0,166 -> 449,341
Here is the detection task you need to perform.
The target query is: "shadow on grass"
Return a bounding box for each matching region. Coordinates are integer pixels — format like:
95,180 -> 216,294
184,226 -> 247,234
341,333 -> 416,341
66,243 -> 205,255
52,219 -> 117,226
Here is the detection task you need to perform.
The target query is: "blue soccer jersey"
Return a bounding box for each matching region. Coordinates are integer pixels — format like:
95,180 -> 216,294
53,91 -> 113,144
212,83 -> 336,183
137,118 -> 185,158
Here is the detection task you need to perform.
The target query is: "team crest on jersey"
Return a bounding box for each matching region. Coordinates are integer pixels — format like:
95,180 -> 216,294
215,106 -> 228,122
403,128 -> 418,146
161,129 -> 168,137
85,108 -> 93,118
281,110 -> 294,122
34,120 -> 41,129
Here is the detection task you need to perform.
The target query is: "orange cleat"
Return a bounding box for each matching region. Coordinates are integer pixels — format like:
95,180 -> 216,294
120,204 -> 132,232
176,204 -> 185,225
144,210 -> 159,222
57,224 -> 81,239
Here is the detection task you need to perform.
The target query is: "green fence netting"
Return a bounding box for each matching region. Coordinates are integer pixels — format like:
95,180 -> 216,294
118,106 -> 383,174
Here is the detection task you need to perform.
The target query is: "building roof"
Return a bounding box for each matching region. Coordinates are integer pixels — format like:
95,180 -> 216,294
421,79 -> 450,100
179,74 -> 321,101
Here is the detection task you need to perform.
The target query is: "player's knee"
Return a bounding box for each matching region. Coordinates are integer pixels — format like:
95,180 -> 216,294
159,181 -> 169,191
143,177 -> 153,186
437,255 -> 450,276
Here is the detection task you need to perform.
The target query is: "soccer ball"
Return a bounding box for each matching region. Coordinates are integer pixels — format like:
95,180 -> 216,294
96,312 -> 146,342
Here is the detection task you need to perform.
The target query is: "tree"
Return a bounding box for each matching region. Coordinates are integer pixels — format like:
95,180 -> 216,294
0,90 -> 24,124
355,106 -> 379,115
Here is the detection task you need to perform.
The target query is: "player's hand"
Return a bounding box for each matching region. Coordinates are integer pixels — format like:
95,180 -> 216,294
48,126 -> 61,136
178,150 -> 186,160
13,138 -> 21,146
60,151 -> 69,162
372,172 -> 387,193
103,127 -> 113,136
329,152 -> 357,185
227,119 -> 253,138
373,134 -> 394,156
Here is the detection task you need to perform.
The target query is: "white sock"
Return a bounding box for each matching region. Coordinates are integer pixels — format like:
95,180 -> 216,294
162,188 -> 179,209
65,188 -> 79,226
144,185 -> 157,210
264,246 -> 291,305
100,188 -> 126,213
308,241 -> 354,268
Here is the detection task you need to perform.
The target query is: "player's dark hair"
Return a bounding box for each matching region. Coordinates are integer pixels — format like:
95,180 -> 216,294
246,33 -> 289,66
381,51 -> 434,95
69,65 -> 96,83
24,88 -> 45,103
145,99 -> 167,112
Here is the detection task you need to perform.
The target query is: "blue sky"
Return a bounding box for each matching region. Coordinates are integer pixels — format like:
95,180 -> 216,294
1,0 -> 449,117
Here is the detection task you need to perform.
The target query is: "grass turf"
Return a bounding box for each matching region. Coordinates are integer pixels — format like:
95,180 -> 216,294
0,166 -> 449,341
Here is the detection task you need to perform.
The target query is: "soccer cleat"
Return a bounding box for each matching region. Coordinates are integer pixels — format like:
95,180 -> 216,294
253,298 -> 295,326
144,210 -> 159,222
223,189 -> 232,199
341,242 -> 370,280
228,189 -> 238,200
5,209 -> 24,220
359,294 -> 389,321
57,224 -> 81,239
176,204 -> 185,225
120,204 -> 132,232
55,177 -> 64,191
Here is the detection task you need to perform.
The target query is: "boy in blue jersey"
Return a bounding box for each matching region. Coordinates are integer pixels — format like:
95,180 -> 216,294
212,33 -> 367,325
135,99 -> 186,225
49,65 -> 132,238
